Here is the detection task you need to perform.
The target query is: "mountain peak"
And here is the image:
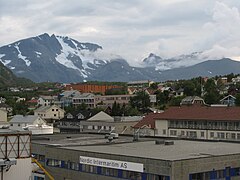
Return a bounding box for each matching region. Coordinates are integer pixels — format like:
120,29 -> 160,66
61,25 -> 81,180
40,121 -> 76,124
142,53 -> 162,67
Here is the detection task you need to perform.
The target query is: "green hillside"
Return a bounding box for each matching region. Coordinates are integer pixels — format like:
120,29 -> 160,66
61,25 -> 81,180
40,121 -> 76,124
0,62 -> 34,87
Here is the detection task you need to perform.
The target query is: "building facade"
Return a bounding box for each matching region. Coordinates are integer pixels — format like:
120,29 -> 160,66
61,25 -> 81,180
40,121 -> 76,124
32,134 -> 240,180
134,106 -> 240,141
34,105 -> 65,123
72,93 -> 96,108
65,84 -> 123,95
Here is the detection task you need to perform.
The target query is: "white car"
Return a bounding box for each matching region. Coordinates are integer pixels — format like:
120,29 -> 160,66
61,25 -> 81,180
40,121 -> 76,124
105,133 -> 119,139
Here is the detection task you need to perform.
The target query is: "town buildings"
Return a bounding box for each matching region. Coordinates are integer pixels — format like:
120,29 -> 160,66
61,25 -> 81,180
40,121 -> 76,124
9,115 -> 53,134
34,105 -> 65,123
65,83 -> 123,95
134,106 -> 240,141
32,133 -> 240,180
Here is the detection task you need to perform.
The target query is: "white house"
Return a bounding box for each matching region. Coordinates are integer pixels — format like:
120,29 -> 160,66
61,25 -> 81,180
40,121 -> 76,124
80,111 -> 114,133
37,95 -> 56,106
9,115 -> 53,134
34,105 -> 65,123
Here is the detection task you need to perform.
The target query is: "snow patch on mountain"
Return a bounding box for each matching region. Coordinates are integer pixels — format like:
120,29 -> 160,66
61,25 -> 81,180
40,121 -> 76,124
56,36 -> 82,71
143,52 -> 211,71
35,51 -> 42,55
14,43 -> 31,66
0,53 -> 12,66
0,59 -> 11,66
9,66 -> 15,70
0,54 -> 5,59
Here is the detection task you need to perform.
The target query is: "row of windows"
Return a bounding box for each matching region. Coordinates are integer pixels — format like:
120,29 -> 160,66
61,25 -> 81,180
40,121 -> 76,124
73,99 -> 94,103
169,129 -> 240,140
45,158 -> 169,180
191,167 -> 240,180
169,121 -> 240,130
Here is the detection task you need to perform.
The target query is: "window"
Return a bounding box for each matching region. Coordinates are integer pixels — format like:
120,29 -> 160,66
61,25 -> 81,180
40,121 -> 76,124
70,162 -> 75,170
56,109 -> 58,111
54,114 -> 57,117
210,132 -> 214,138
237,133 -> 240,140
201,132 -> 205,137
47,159 -> 61,167
38,155 -> 45,162
18,124 -> 20,127
52,109 -> 54,111
170,130 -> 177,136
187,131 -> 197,138
217,132 -> 225,139
10,124 -> 13,126
181,131 -> 185,136
163,129 -> 166,135
231,133 -> 236,139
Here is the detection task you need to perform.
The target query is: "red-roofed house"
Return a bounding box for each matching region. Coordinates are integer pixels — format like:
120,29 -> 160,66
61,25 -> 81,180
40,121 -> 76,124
134,106 -> 240,141
133,113 -> 159,136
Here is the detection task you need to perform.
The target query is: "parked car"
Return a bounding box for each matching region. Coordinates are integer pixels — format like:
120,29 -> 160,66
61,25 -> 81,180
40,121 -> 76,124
104,133 -> 119,139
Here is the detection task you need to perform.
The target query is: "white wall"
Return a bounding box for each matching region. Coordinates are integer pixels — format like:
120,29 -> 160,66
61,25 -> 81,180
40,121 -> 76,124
155,120 -> 168,136
4,158 -> 32,180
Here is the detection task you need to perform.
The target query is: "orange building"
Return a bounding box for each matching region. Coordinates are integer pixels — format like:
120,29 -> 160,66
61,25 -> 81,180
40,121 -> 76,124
65,84 -> 123,95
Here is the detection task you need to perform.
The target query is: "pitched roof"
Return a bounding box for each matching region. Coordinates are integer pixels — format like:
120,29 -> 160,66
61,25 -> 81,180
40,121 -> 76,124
134,106 -> 240,129
10,115 -> 41,123
87,111 -> 114,122
220,95 -> 236,101
60,110 -> 96,122
180,96 -> 205,105
39,95 -> 55,100
159,106 -> 240,121
133,113 -> 158,129
34,105 -> 64,112
60,90 -> 80,97
27,99 -> 38,103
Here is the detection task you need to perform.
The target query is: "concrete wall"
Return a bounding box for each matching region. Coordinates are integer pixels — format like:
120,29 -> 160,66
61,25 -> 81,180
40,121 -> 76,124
32,143 -> 240,180
37,146 -> 170,180
0,109 -> 7,122
172,154 -> 240,180
155,120 -> 168,136
4,158 -> 32,180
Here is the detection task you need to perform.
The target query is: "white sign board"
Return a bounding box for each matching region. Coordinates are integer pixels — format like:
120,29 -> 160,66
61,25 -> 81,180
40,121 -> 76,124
80,156 -> 144,172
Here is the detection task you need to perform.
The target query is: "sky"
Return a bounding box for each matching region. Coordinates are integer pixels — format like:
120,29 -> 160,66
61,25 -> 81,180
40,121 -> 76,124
0,0 -> 240,66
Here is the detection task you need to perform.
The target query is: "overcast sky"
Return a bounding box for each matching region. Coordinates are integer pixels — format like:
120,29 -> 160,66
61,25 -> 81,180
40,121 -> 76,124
0,0 -> 240,65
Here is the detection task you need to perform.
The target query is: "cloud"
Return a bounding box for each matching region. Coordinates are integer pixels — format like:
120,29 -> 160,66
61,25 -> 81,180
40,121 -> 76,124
0,0 -> 240,66
198,1 -> 240,59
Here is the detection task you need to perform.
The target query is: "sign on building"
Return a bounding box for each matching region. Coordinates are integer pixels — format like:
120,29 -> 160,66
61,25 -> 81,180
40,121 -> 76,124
80,156 -> 144,172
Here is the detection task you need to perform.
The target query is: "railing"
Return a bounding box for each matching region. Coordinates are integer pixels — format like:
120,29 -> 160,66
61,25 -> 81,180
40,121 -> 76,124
32,158 -> 54,180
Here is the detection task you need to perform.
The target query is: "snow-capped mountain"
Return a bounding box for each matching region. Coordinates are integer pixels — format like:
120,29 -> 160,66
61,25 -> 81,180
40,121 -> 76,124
0,33 -> 108,82
1,33 -> 240,83
142,52 -> 210,71
142,53 -> 162,67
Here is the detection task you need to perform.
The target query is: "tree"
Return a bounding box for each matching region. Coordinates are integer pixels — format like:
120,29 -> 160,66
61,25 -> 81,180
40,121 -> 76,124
183,81 -> 195,96
235,93 -> 240,106
111,101 -> 121,116
204,79 -> 220,104
150,83 -> 158,90
155,90 -> 169,106
169,96 -> 185,106
126,107 -> 139,116
130,91 -> 150,112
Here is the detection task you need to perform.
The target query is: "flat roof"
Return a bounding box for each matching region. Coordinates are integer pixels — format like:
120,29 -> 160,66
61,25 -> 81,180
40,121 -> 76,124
0,128 -> 31,135
32,134 -> 240,161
